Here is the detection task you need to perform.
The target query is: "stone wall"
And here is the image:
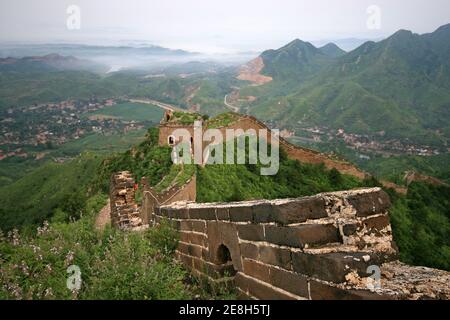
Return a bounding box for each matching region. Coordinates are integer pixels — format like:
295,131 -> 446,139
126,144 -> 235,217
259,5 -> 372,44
141,175 -> 197,225
110,171 -> 144,230
154,188 -> 450,300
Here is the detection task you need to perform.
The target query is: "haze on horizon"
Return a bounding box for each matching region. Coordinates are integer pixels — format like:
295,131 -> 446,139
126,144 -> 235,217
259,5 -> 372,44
1,0 -> 450,53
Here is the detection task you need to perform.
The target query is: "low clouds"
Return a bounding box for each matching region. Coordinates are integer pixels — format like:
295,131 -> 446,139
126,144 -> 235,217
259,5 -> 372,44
1,0 -> 449,52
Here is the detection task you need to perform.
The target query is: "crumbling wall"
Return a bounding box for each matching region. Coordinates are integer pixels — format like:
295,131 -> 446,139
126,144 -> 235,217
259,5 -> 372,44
110,171 -> 144,230
155,187 -> 450,300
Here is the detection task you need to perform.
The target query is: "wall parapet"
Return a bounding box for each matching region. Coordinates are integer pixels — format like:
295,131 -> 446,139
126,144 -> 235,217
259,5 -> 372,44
155,187 -> 450,300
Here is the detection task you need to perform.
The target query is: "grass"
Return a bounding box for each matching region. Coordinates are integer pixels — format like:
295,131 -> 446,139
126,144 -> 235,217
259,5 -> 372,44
206,113 -> 239,129
170,112 -> 203,125
197,141 -> 362,203
155,164 -> 196,193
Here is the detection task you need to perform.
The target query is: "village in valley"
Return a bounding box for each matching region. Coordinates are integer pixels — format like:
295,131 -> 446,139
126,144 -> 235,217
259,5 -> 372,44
0,98 -> 150,161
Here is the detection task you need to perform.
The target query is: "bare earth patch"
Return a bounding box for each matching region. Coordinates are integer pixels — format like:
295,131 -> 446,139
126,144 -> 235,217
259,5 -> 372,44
237,57 -> 273,85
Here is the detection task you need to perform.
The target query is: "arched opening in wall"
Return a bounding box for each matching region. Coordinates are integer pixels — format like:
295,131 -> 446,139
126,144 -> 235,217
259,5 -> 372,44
168,135 -> 175,146
217,244 -> 231,264
216,244 -> 237,276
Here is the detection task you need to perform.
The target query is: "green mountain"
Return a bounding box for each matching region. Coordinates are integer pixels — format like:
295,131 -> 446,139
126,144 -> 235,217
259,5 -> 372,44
318,43 -> 346,57
247,23 -> 450,147
260,39 -> 333,80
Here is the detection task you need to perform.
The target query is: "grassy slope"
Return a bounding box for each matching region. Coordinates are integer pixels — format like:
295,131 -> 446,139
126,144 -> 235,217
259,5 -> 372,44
0,195 -> 234,300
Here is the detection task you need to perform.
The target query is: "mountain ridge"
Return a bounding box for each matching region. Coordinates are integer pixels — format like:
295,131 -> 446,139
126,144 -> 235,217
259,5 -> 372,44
241,22 -> 450,147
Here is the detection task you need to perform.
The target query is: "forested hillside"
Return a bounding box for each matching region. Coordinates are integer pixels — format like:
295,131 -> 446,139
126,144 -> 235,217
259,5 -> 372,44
244,24 -> 450,147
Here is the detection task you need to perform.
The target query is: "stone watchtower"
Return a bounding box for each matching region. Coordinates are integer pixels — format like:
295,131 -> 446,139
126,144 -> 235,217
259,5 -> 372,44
158,110 -> 202,154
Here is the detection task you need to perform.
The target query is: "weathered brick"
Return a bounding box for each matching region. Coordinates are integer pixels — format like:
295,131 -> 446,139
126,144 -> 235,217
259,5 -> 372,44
343,223 -> 359,236
272,198 -> 328,225
178,242 -> 204,258
292,252 -> 373,283
269,267 -> 309,298
235,273 -> 296,300
240,242 -> 259,260
179,232 -> 190,244
229,206 -> 253,222
258,245 -> 292,270
191,220 -> 207,233
242,259 -> 271,283
252,203 -> 273,223
189,207 -> 216,220
309,280 -> 392,300
237,224 -> 265,241
348,190 -> 391,217
171,208 -> 189,219
216,207 -> 229,221
363,215 -> 390,232
179,220 -> 191,231
180,231 -> 206,247
181,220 -> 206,233
265,224 -> 340,248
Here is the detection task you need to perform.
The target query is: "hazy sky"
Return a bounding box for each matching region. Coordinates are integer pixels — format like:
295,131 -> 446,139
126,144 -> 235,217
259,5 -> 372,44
1,0 -> 449,53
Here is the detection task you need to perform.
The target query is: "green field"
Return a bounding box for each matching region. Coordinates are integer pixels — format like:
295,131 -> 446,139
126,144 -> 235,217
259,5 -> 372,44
84,102 -> 164,122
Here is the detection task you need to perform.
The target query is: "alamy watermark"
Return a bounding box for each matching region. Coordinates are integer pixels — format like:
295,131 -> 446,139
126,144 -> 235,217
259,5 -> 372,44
66,265 -> 82,292
66,5 -> 81,30
366,265 -> 382,290
169,120 -> 280,176
367,5 -> 382,30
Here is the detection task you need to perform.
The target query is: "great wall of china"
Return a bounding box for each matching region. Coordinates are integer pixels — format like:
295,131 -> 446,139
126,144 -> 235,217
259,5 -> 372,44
107,112 -> 450,300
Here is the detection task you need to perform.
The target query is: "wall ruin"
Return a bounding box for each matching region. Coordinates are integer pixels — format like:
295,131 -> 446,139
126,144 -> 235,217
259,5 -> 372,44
110,171 -> 144,230
154,188 -> 450,300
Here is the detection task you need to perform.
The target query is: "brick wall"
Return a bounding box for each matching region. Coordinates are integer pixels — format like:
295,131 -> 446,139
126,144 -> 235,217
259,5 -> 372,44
155,188 -> 450,300
141,175 -> 196,225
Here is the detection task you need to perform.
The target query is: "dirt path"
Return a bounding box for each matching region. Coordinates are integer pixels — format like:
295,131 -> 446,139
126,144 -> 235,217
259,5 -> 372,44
95,199 -> 111,231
